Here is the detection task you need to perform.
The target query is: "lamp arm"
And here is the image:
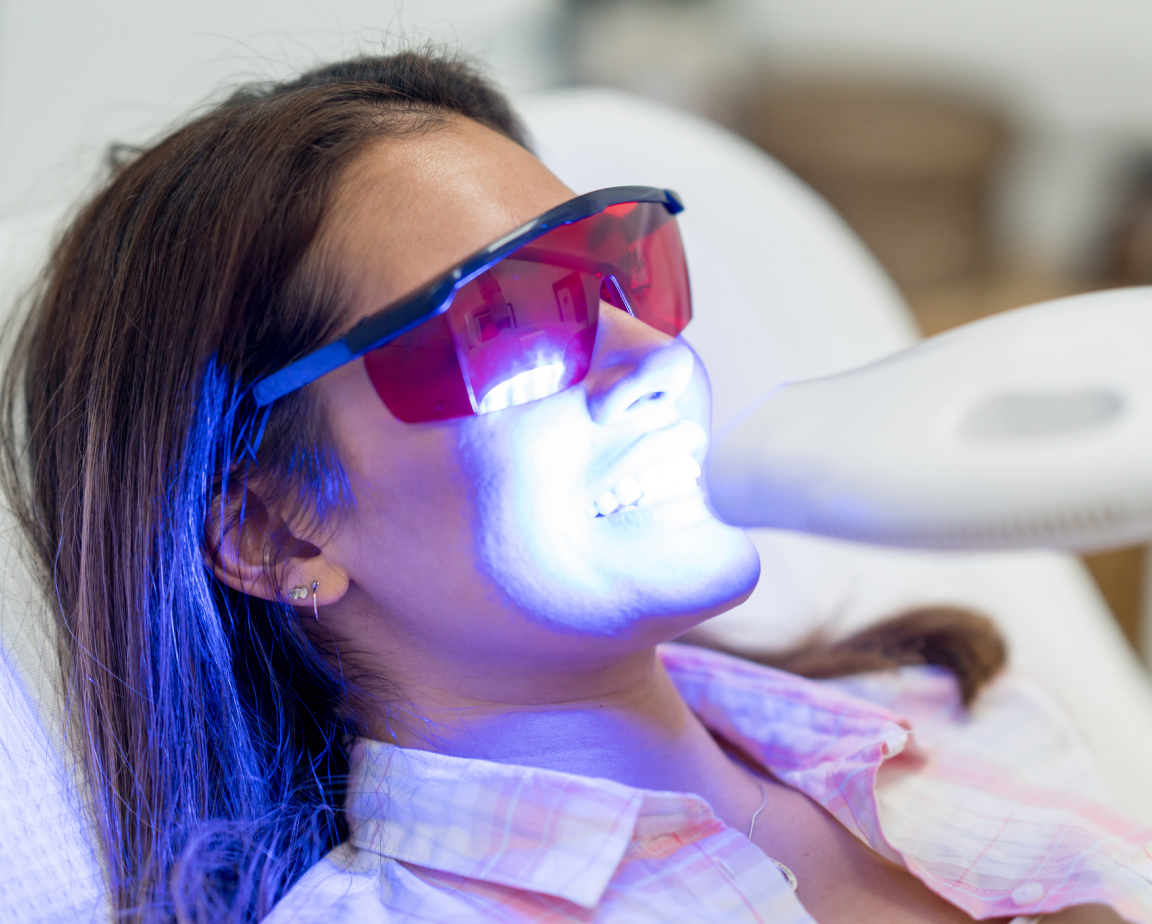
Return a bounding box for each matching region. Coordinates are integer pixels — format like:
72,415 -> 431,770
704,287 -> 1152,553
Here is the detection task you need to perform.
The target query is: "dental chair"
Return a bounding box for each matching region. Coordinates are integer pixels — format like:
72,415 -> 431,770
3,88 -> 1152,922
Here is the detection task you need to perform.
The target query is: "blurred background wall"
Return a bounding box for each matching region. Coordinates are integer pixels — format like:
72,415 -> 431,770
0,0 -> 567,212
2,0 -> 1151,655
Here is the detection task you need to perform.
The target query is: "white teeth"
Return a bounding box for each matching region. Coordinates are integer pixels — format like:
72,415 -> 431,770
593,455 -> 701,517
637,456 -> 702,505
595,490 -> 622,517
613,474 -> 643,507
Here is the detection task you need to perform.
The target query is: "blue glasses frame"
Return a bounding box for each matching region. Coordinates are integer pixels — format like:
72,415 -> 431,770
252,185 -> 684,407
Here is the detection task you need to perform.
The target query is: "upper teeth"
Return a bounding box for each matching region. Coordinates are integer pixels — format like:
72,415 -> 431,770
593,455 -> 702,517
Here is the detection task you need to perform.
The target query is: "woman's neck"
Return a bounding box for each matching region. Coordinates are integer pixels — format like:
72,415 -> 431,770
366,646 -> 763,821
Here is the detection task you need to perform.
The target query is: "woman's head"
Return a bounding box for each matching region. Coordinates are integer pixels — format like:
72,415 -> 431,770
1,49 -> 756,921
216,111 -> 760,698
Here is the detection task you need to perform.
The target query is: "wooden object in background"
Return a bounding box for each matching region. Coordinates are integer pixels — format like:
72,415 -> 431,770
742,79 -> 1007,291
906,267 -> 1082,335
1083,547 -> 1144,649
1106,159 -> 1152,286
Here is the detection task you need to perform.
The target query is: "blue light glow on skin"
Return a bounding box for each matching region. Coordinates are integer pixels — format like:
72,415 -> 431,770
458,305 -> 758,638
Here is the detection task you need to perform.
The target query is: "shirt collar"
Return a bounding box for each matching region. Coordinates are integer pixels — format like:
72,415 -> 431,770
345,643 -> 911,907
347,741 -> 725,908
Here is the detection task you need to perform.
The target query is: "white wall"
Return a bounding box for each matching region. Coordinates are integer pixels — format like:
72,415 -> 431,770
0,0 -> 564,215
3,0 -> 1150,272
738,0 -> 1152,272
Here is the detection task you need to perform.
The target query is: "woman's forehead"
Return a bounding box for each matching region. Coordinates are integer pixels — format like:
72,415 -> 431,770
323,115 -> 575,323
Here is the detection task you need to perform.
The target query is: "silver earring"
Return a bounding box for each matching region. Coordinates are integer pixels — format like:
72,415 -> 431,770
288,586 -> 308,600
311,581 -> 320,621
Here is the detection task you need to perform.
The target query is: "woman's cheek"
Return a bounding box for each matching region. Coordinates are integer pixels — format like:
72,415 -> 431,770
456,403 -> 629,629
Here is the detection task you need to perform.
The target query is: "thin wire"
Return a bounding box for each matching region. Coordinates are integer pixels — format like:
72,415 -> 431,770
747,783 -> 768,839
747,782 -> 799,893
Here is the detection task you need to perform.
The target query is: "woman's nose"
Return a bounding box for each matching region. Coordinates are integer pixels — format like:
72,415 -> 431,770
582,302 -> 696,425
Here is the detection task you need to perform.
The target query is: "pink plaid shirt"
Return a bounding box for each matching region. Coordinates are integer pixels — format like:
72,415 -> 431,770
266,644 -> 1152,922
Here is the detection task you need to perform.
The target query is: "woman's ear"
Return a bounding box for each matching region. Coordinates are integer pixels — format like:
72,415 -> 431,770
204,481 -> 350,610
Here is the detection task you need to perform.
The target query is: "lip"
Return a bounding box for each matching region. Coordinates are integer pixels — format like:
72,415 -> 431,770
589,418 -> 708,502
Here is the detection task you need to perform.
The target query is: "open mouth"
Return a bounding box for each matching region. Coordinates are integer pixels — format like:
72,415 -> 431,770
591,455 -> 702,517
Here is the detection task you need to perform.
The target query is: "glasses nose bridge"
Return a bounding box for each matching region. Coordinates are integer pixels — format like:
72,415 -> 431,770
596,268 -> 636,318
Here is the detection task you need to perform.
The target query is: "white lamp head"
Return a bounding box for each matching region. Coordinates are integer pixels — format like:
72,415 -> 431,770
705,287 -> 1152,552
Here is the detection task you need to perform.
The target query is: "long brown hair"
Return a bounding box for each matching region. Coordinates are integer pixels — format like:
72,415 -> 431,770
0,48 -> 1005,924
0,51 -> 527,923
693,605 -> 1005,707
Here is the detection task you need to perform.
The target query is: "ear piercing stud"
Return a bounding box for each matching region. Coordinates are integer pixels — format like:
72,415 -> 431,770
287,582 -> 321,620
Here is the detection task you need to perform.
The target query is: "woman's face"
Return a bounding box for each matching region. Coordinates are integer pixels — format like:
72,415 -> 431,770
310,116 -> 759,676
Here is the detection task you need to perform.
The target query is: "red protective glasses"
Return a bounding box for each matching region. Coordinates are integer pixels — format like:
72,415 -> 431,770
252,187 -> 691,422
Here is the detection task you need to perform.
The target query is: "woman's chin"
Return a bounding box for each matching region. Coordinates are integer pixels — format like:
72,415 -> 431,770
655,527 -> 761,622
621,507 -> 760,598
572,523 -> 761,639
480,495 -> 760,640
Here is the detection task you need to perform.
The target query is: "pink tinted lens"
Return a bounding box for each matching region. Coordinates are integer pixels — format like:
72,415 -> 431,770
362,313 -> 473,422
363,200 -> 691,422
594,201 -> 691,338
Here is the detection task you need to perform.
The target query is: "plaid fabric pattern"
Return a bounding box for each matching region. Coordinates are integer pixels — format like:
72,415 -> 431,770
266,644 -> 1152,923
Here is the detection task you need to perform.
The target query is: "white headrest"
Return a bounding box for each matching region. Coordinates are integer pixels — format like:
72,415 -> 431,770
0,205 -> 107,921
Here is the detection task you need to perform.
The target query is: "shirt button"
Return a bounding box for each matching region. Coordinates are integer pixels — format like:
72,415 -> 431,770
1011,882 -> 1045,906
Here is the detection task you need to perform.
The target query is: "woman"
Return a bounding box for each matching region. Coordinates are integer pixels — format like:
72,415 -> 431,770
1,50 -> 1147,923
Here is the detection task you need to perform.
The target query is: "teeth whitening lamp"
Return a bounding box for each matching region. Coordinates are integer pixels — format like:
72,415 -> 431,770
706,286 -> 1152,554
